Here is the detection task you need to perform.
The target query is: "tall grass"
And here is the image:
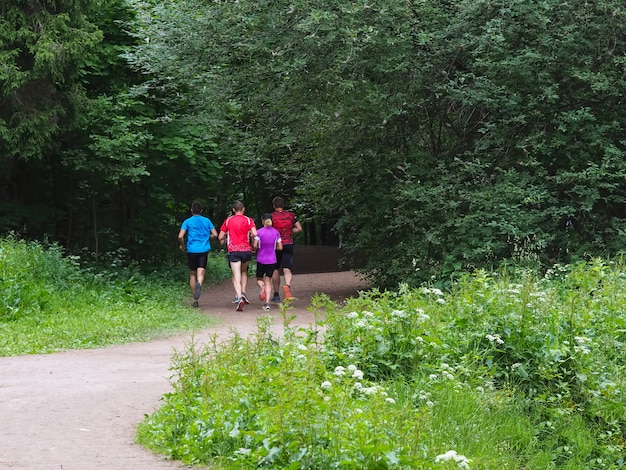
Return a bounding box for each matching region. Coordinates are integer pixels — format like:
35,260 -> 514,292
138,258 -> 626,469
0,237 -> 231,356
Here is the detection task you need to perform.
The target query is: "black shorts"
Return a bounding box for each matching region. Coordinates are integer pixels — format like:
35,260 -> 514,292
228,251 -> 252,263
187,252 -> 208,271
256,262 -> 277,279
276,244 -> 295,270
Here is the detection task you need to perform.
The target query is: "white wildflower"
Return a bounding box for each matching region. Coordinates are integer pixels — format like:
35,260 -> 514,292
385,397 -> 396,404
348,364 -> 358,372
435,450 -> 471,469
436,298 -> 445,304
417,390 -> 432,401
486,334 -> 504,345
321,381 -> 332,390
416,310 -> 430,321
334,366 -> 346,376
352,369 -> 364,380
347,311 -> 359,319
442,371 -> 454,380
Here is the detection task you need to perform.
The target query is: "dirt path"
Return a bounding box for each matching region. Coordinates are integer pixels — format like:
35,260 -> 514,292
0,270 -> 369,470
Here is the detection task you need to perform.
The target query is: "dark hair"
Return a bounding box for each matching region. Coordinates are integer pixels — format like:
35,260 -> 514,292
191,202 -> 202,214
272,196 -> 285,209
232,200 -> 245,212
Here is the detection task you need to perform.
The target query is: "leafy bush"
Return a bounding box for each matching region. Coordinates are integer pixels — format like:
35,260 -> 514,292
139,258 -> 626,468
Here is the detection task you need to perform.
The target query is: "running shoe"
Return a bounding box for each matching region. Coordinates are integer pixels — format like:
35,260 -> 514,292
271,293 -> 280,303
194,281 -> 201,301
262,303 -> 271,311
283,285 -> 292,299
236,298 -> 244,311
232,296 -> 240,304
241,292 -> 250,304
192,300 -> 199,308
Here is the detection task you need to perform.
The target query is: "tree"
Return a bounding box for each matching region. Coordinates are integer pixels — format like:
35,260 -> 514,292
0,0 -> 103,160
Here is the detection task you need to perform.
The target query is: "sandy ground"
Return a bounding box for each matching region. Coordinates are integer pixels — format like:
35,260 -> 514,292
0,269 -> 369,470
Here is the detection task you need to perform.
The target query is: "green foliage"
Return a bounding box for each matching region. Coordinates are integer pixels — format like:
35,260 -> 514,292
0,0 -> 103,160
0,237 -> 229,356
139,258 -> 626,468
5,0 -> 626,289
126,0 -> 626,288
138,316 -> 436,468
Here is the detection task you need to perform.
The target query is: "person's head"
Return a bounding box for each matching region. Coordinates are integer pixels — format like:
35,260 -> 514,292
272,196 -> 285,210
261,213 -> 273,227
191,202 -> 202,214
232,200 -> 245,214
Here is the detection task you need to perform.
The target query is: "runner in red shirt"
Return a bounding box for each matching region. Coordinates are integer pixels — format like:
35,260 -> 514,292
271,196 -> 303,302
219,201 -> 257,311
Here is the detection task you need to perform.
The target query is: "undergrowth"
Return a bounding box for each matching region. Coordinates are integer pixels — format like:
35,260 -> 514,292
0,236 -> 230,356
138,258 -> 626,469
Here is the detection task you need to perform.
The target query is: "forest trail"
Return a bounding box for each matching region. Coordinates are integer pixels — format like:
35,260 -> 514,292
0,247 -> 368,469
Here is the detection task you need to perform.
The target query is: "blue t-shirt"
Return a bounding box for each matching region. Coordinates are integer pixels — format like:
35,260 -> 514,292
181,215 -> 215,253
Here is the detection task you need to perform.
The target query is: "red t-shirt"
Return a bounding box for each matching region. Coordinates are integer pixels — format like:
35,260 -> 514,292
271,210 -> 297,244
220,214 -> 256,252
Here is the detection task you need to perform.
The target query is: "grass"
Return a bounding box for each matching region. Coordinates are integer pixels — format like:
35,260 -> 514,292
0,237 -> 231,356
137,258 -> 626,469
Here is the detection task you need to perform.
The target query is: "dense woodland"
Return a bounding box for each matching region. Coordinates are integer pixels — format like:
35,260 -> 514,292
2,0 -> 626,287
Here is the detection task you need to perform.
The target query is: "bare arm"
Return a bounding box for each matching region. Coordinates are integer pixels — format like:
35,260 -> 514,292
293,221 -> 303,234
218,230 -> 226,244
177,229 -> 186,251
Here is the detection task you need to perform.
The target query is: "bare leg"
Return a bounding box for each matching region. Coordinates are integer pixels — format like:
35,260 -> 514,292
230,261 -> 242,298
264,276 -> 272,303
189,270 -> 197,296
283,267 -> 293,288
241,261 -> 249,295
272,268 -> 281,294
196,267 -> 206,287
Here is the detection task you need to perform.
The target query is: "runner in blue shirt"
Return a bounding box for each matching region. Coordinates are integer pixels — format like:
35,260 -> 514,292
178,202 -> 218,307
